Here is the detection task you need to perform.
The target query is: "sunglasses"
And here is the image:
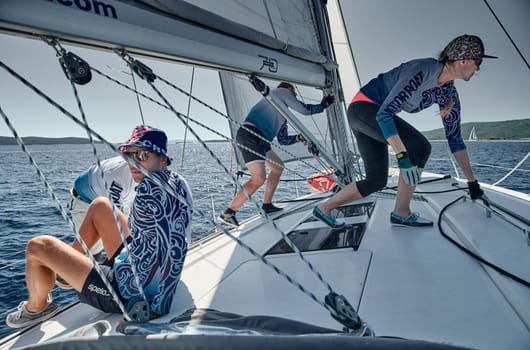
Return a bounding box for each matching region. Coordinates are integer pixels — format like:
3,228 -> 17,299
123,150 -> 150,162
474,58 -> 482,67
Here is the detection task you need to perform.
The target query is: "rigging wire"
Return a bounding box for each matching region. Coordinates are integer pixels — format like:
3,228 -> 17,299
294,84 -> 330,144
0,54 -> 366,332
0,103 -> 134,319
130,65 -> 146,124
104,64 -> 147,125
0,58 -> 196,322
43,37 -> 148,309
483,0 -> 530,71
492,152 -> 530,186
116,51 -> 365,331
386,173 -> 530,288
88,65 -> 336,186
180,66 -> 195,169
379,175 -> 530,288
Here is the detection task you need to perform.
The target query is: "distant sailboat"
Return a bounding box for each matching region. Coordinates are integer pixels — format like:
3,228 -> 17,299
468,126 -> 478,141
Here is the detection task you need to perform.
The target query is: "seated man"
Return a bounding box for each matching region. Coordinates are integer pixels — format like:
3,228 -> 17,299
6,125 -> 193,328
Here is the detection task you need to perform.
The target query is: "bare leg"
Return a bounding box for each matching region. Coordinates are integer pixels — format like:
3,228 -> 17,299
72,197 -> 128,258
318,182 -> 363,215
392,169 -> 422,217
25,236 -> 93,312
263,151 -> 283,204
228,162 -> 266,211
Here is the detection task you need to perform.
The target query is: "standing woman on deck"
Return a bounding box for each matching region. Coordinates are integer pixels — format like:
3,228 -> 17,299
313,34 -> 496,228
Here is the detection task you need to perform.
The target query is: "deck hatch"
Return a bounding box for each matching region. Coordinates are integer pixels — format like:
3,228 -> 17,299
266,202 -> 374,255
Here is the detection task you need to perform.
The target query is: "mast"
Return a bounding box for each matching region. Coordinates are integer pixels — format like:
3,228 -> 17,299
310,0 -> 356,183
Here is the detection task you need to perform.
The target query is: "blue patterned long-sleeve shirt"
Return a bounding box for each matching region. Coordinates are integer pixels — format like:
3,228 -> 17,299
361,58 -> 466,153
113,170 -> 192,316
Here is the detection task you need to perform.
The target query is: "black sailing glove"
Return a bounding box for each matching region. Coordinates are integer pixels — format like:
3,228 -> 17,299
296,134 -> 308,145
249,74 -> 269,96
468,180 -> 484,200
320,94 -> 336,108
307,141 -> 319,156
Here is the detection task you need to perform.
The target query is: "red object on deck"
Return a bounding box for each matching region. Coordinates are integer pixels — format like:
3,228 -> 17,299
307,168 -> 336,193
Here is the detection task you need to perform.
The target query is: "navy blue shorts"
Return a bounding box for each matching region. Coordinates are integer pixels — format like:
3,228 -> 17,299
78,239 -> 130,313
236,125 -> 271,164
78,265 -> 123,313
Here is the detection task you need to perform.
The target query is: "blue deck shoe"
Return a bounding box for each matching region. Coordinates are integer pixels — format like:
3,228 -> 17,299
390,212 -> 433,227
313,207 -> 345,229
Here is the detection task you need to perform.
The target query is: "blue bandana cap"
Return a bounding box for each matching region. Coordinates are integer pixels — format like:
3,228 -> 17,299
119,125 -> 172,165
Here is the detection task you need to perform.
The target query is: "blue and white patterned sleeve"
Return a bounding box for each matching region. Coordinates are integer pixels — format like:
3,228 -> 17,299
115,171 -> 192,316
438,85 -> 466,153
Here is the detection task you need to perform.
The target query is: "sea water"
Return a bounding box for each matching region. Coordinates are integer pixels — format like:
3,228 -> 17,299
0,140 -> 528,338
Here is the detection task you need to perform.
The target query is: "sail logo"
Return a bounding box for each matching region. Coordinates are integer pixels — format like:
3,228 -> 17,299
383,71 -> 424,115
258,55 -> 278,73
47,0 -> 118,19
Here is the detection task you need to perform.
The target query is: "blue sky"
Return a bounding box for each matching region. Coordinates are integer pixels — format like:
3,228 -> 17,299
0,34 -> 227,143
340,0 -> 529,132
0,0 -> 528,143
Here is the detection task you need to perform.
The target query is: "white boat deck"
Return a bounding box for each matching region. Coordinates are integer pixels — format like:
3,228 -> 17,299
1,174 -> 529,349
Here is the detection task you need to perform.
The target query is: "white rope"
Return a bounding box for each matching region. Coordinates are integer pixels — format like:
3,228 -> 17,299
493,152 -> 530,186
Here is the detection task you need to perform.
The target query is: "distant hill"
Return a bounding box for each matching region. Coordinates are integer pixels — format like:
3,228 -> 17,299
422,118 -> 530,140
2,119 -> 528,145
0,136 -> 101,145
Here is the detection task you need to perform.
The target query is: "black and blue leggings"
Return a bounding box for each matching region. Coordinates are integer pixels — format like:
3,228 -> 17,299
347,101 -> 431,197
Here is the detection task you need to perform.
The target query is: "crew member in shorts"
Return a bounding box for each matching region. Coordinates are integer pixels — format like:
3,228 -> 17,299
217,82 -> 336,227
6,125 -> 193,328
